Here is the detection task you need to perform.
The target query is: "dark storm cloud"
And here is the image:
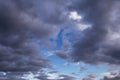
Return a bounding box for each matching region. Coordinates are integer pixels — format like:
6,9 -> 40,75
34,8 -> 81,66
67,0 -> 120,65
103,76 -> 120,80
11,0 -> 70,24
0,0 -> 49,72
0,0 -> 71,72
103,72 -> 120,80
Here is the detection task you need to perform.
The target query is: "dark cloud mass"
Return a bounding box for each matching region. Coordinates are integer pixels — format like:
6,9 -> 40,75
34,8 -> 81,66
103,76 -> 120,80
1,0 -> 120,79
103,72 -> 120,80
0,0 -> 67,72
68,0 -> 120,65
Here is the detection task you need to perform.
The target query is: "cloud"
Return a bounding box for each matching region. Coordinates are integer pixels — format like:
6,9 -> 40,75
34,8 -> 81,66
0,71 -> 77,80
65,0 -> 120,65
80,66 -> 87,72
103,72 -> 120,80
55,50 -> 69,59
82,74 -> 96,80
69,11 -> 82,21
58,75 -> 77,80
1,0 -> 120,79
0,0 -> 72,72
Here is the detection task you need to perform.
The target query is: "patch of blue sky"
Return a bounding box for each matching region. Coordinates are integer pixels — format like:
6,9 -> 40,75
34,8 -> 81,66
41,50 -> 79,75
55,29 -> 64,50
39,26 -> 109,80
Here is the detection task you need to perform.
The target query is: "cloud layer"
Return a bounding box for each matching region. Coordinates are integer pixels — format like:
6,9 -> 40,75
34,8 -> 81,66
0,0 -> 66,72
1,0 -> 120,80
67,0 -> 120,65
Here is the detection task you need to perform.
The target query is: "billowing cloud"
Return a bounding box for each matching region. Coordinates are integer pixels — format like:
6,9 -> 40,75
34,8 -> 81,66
1,0 -> 120,79
67,0 -> 120,65
0,0 -> 71,72
103,72 -> 120,80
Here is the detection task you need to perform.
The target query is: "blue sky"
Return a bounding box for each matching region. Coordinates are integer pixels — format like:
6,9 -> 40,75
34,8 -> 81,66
0,0 -> 120,80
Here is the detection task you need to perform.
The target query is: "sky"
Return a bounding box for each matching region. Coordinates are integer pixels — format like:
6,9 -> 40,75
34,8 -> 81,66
0,0 -> 120,80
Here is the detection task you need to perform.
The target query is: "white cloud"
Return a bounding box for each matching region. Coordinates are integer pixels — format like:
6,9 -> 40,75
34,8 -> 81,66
76,23 -> 91,31
63,62 -> 70,66
69,11 -> 82,21
102,71 -> 119,78
21,72 -> 39,80
45,51 -> 54,57
46,73 -> 64,79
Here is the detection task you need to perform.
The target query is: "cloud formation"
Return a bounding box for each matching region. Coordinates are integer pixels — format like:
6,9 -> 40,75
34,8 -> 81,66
0,71 -> 77,80
1,0 -> 120,79
67,0 -> 120,65
103,72 -> 120,80
82,74 -> 96,80
0,0 -> 69,72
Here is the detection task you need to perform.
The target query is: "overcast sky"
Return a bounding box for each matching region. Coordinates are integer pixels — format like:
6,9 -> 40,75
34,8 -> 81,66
0,0 -> 120,80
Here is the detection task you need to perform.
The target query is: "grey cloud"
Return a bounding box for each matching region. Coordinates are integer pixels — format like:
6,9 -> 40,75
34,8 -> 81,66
2,0 -> 120,79
55,50 -> 68,59
0,71 -> 77,80
12,0 -> 69,24
66,0 -> 120,65
0,72 -> 25,80
83,74 -> 96,80
0,0 -> 70,72
48,71 -> 58,74
103,72 -> 120,80
0,72 -> 47,80
103,76 -> 120,80
37,71 -> 77,80
71,72 -> 80,76
80,66 -> 87,72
